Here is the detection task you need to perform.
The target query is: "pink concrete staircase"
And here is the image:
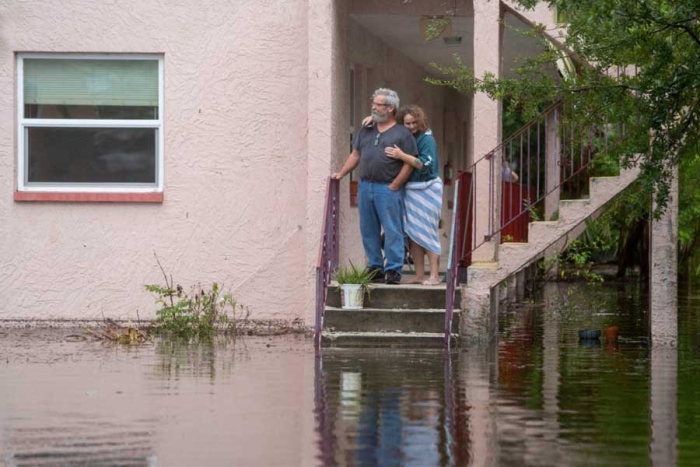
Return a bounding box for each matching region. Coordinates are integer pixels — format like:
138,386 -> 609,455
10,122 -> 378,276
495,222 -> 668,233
444,100 -> 640,342
466,166 -> 640,291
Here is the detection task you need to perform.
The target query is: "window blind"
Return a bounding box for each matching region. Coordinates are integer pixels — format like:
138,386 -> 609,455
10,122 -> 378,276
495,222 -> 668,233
24,58 -> 158,107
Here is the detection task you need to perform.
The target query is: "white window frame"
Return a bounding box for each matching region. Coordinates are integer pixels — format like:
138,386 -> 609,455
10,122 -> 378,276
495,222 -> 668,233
16,53 -> 164,193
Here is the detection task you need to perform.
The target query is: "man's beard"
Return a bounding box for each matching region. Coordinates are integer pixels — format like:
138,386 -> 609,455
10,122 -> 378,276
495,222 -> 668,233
372,110 -> 389,123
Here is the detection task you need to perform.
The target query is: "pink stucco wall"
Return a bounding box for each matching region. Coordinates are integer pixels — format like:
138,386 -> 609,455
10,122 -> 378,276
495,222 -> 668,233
0,0 -> 341,323
0,0 -> 477,323
504,1 -> 565,42
306,0 -> 350,324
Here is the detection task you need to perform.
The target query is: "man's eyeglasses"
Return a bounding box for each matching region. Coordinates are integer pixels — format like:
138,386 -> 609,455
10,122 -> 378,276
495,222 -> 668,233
374,133 -> 380,147
371,101 -> 390,107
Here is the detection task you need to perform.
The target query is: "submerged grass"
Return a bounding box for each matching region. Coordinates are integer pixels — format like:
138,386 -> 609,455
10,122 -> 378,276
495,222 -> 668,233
79,319 -> 150,344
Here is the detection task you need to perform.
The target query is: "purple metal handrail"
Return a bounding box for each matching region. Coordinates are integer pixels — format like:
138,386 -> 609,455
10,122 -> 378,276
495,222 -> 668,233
445,174 -> 468,347
444,99 -> 628,345
314,178 -> 340,347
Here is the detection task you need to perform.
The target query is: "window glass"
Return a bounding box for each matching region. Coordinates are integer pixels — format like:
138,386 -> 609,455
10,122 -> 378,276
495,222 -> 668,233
26,127 -> 157,184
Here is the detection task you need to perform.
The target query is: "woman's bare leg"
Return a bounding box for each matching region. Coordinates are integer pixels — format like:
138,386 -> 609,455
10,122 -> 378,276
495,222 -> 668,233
410,241 -> 426,282
427,251 -> 440,282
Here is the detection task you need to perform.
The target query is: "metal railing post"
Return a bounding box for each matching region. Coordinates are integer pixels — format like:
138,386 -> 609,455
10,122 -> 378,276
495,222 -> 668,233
314,178 -> 340,348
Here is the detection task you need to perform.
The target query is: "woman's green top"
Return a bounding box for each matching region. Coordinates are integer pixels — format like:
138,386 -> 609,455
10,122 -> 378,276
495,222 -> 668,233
408,129 -> 440,182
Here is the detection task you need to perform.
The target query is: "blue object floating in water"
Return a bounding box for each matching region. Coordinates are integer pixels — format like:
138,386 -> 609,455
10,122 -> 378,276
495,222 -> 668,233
578,329 -> 601,339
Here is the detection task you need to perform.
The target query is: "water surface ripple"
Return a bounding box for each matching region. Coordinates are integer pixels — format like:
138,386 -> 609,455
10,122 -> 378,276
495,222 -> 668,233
1,282 -> 700,466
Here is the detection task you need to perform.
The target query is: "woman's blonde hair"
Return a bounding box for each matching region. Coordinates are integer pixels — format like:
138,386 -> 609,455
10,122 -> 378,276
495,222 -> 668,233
396,105 -> 429,132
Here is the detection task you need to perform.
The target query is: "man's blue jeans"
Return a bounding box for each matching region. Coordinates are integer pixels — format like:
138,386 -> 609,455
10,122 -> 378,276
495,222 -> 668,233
358,181 -> 404,273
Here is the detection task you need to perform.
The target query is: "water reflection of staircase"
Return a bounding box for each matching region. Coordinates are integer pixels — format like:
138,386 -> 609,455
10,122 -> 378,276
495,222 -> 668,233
321,282 -> 460,347
314,347 -> 469,465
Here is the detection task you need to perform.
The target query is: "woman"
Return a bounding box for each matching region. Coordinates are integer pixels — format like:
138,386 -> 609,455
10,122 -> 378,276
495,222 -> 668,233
502,154 -> 519,183
364,105 -> 443,285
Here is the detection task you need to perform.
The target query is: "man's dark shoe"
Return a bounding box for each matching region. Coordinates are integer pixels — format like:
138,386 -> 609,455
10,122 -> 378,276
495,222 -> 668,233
385,270 -> 401,285
367,267 -> 385,283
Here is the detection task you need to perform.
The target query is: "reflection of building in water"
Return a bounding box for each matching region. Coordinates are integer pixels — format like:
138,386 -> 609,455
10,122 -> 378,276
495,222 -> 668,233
2,420 -> 157,466
649,345 -> 678,466
355,388 -> 403,466
1,333 -> 317,466
147,336 -> 240,385
340,372 -> 363,421
0,335 -> 248,466
0,337 -> 158,466
402,388 -> 441,466
317,286 -> 685,466
315,348 -> 471,466
483,287 -> 569,465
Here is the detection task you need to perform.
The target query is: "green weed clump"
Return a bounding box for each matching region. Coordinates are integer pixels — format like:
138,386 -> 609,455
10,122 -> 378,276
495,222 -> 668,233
145,282 -> 248,338
145,254 -> 249,338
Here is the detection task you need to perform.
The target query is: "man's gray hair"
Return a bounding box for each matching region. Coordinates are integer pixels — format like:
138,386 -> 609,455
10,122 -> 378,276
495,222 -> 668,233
373,88 -> 400,113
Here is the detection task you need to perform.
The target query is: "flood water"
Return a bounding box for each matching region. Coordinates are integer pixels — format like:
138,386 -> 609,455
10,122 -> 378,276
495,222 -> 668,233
1,282 -> 700,466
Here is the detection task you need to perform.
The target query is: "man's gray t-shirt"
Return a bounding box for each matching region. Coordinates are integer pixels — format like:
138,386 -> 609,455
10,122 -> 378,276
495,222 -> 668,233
353,123 -> 418,184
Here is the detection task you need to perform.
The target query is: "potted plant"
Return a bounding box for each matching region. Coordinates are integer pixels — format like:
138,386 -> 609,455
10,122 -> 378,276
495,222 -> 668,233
334,262 -> 377,310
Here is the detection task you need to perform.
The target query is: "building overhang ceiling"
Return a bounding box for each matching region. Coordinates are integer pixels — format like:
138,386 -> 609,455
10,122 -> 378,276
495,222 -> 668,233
350,11 -> 557,80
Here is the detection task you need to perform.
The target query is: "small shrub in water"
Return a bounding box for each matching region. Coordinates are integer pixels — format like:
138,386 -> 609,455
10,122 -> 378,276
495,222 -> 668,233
145,254 -> 249,338
145,282 -> 249,338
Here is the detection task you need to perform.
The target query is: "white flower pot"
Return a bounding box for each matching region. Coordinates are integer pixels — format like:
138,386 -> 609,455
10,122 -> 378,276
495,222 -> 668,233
340,284 -> 364,310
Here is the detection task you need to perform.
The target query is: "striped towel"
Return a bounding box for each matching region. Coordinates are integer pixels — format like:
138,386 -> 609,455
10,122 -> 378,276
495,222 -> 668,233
404,177 -> 443,255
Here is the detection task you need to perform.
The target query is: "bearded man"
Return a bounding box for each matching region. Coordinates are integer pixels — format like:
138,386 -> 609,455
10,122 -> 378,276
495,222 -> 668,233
332,88 -> 417,284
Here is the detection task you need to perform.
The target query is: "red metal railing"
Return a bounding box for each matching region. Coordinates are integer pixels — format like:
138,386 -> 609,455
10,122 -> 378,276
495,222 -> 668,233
314,178 -> 340,347
445,99 -> 627,345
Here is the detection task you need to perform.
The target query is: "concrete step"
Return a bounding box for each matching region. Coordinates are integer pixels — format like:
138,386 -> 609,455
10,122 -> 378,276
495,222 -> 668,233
323,307 -> 459,333
589,168 -> 640,204
498,200 -> 601,275
558,198 -> 591,222
528,221 -> 559,238
326,283 -> 461,310
321,331 -> 458,348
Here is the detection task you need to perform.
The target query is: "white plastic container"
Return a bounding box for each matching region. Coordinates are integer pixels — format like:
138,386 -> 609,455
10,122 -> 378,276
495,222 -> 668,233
340,284 -> 364,310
